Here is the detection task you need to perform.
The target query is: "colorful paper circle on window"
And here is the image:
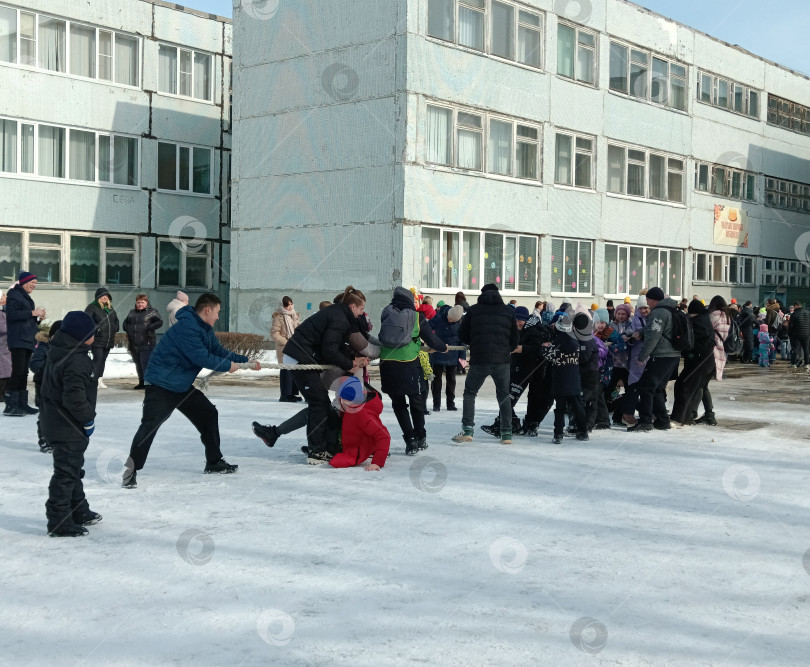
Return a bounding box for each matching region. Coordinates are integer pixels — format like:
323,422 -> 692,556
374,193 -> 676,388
467,263 -> 472,271
484,252 -> 489,259
519,255 -> 524,262
491,262 -> 496,269
496,276 -> 501,283
424,256 -> 430,264
448,260 -> 453,268
528,257 -> 532,264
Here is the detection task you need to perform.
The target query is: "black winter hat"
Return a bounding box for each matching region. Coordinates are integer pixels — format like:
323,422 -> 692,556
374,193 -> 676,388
572,313 -> 593,341
60,311 -> 96,343
646,286 -> 665,301
95,286 -> 111,301
687,299 -> 707,315
48,320 -> 63,338
481,283 -> 499,293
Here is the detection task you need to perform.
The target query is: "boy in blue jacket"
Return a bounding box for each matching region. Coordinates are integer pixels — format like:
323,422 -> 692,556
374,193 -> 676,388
123,293 -> 260,488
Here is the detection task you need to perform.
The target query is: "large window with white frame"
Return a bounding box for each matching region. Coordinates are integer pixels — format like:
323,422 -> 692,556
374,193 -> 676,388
0,116 -> 138,186
157,142 -> 212,195
0,229 -> 137,285
692,251 -> 755,285
609,40 -> 687,111
425,102 -> 541,180
604,243 -> 683,298
0,4 -> 139,86
554,130 -> 594,189
697,71 -> 759,119
607,142 -> 684,203
764,176 -> 810,213
427,0 -> 543,69
556,21 -> 596,85
157,239 -> 211,288
550,237 -> 592,295
761,257 -> 809,288
158,43 -> 213,101
695,161 -> 757,202
421,226 -> 537,293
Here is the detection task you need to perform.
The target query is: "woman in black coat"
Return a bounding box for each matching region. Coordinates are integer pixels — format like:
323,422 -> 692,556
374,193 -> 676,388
670,300 -> 715,424
85,286 -> 120,387
4,271 -> 46,416
429,304 -> 463,412
123,294 -> 163,389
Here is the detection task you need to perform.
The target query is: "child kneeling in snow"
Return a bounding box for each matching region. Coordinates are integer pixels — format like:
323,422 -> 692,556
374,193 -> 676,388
329,377 -> 390,471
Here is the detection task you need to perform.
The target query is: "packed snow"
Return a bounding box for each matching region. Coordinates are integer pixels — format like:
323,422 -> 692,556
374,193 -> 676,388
2,356 -> 810,666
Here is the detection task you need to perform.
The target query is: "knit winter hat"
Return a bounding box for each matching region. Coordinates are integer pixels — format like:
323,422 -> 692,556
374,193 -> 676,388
646,286 -> 665,301
687,299 -> 706,315
48,320 -> 63,338
481,283 -> 499,293
590,303 -> 599,311
636,295 -> 648,309
759,323 -> 769,333
18,271 -> 36,285
614,304 -> 632,319
554,313 -> 573,332
730,298 -> 737,304
447,305 -> 464,323
624,297 -> 632,304
338,376 -> 365,404
95,286 -> 111,301
592,308 -> 610,324
437,300 -> 445,308
514,306 -> 530,321
60,311 -> 96,343
573,313 -> 593,341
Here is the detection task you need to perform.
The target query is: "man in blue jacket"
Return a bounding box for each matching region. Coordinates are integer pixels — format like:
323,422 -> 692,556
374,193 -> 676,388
123,293 -> 259,488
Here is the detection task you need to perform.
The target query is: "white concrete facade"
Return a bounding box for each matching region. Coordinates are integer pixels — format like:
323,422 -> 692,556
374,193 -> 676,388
230,0 -> 810,332
0,0 -> 232,325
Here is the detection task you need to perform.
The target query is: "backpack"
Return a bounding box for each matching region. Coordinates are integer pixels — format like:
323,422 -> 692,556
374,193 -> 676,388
378,305 -> 419,349
720,318 -> 743,356
665,306 -> 695,352
773,310 -> 785,329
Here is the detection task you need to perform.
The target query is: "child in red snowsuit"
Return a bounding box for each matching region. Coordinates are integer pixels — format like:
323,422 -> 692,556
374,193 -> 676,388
329,377 -> 390,471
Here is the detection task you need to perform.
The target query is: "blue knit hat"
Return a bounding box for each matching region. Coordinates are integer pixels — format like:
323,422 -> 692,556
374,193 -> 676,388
18,271 -> 36,285
60,311 -> 96,343
514,306 -> 530,321
338,376 -> 364,404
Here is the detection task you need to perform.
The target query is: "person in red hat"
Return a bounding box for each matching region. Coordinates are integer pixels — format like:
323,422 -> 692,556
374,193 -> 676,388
4,271 -> 45,417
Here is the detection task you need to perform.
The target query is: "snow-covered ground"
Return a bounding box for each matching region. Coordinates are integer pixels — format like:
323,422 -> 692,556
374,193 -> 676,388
2,362 -> 810,666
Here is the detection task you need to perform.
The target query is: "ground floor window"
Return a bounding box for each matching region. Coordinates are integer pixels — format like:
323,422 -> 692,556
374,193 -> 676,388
158,238 -> 210,288
550,237 -> 591,295
604,243 -> 682,297
421,226 -> 537,293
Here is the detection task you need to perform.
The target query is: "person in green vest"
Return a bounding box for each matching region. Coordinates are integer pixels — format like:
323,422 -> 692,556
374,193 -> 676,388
378,287 -> 448,456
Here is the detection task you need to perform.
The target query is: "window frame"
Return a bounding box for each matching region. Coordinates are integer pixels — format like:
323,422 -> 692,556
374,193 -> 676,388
764,175 -> 810,213
550,237 -> 593,296
603,242 -> 683,298
157,42 -> 214,102
608,38 -> 687,112
554,129 -> 595,190
696,70 -> 760,119
606,141 -> 685,204
0,115 -> 139,188
694,161 -> 757,202
556,20 -> 597,86
692,251 -> 755,286
156,141 -> 214,196
156,237 -> 211,290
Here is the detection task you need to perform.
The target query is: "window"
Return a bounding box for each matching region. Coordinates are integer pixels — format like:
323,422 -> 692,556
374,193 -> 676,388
28,232 -> 62,283
158,44 -> 212,101
693,251 -> 755,285
158,142 -> 212,195
550,238 -> 591,295
609,40 -> 687,111
427,0 -> 543,69
607,143 -> 684,203
697,72 -> 760,119
694,162 -> 756,201
555,131 -> 594,189
516,124 -> 538,179
604,243 -> 682,297
765,176 -> 810,212
69,235 -> 100,284
104,237 -> 135,285
456,111 -> 483,170
488,118 -> 512,176
0,229 -> 21,282
767,94 -> 810,136
0,6 -> 139,86
557,22 -> 596,85
421,226 -> 537,292
0,116 -> 138,186
158,239 -> 210,288
426,104 -> 453,165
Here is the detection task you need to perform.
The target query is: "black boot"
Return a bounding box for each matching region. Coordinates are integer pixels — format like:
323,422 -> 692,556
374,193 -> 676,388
3,391 -> 24,417
252,422 -> 280,447
521,421 -> 540,437
405,436 -> 419,456
480,416 -> 500,437
511,415 -> 521,434
695,412 -> 717,426
18,390 -> 38,415
416,437 -> 428,451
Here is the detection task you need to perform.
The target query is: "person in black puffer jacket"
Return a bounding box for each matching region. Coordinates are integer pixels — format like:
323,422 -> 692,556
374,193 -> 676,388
788,301 -> 810,367
429,304 -> 464,412
737,303 -> 756,363
41,311 -> 100,537
670,300 -> 715,424
452,283 -> 519,444
4,271 -> 46,416
123,293 -> 163,389
546,313 -> 586,443
85,286 -> 120,387
283,286 -> 369,464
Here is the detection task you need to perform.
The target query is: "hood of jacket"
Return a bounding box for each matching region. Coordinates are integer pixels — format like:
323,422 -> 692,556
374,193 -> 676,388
392,286 -> 415,311
477,289 -> 505,306
175,304 -> 210,330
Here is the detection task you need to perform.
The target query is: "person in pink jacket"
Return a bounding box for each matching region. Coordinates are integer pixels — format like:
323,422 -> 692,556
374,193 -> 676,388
329,377 -> 390,471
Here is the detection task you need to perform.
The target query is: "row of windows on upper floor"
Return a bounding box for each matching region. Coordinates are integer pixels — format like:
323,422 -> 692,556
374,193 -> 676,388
424,102 -> 810,213
0,116 -> 227,196
0,3 -> 223,102
427,0 -> 807,131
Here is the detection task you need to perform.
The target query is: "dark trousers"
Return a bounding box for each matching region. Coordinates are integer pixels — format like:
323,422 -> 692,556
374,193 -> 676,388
9,348 -> 32,391
390,393 -> 426,440
791,337 -> 810,365
431,364 -> 457,409
129,384 -> 222,470
462,362 -> 512,432
670,355 -> 715,423
520,362 -> 554,425
0,377 -> 7,400
554,394 -> 585,436
637,357 -> 680,425
46,438 -> 91,531
279,369 -> 299,399
133,348 -> 154,383
276,406 -> 341,453
292,368 -> 332,455
91,346 -> 111,380
607,367 -> 629,421
740,336 -> 754,363
580,370 -> 601,429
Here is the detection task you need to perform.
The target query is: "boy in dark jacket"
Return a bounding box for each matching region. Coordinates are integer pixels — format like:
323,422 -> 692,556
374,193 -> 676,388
42,311 -> 101,537
429,304 -> 464,412
29,320 -> 62,453
546,313 -> 587,444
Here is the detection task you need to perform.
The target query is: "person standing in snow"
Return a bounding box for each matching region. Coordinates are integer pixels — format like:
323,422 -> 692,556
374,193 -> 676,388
0,289 -> 11,412
429,304 -> 464,412
123,293 -> 260,488
271,296 -> 302,403
123,294 -> 163,390
4,271 -> 45,416
30,320 -> 62,453
166,290 -> 189,327
84,287 -> 119,388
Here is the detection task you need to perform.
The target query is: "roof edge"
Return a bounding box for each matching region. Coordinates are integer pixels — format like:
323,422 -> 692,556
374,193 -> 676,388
141,0 -> 232,25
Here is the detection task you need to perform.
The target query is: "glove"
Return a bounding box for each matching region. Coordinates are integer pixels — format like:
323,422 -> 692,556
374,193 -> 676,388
83,421 -> 95,437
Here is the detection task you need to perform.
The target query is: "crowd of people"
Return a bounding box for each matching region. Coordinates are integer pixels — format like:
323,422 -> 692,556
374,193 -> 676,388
2,268 -> 810,538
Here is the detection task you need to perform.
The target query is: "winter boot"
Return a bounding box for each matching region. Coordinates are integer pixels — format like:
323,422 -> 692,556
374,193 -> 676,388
521,421 -> 540,437
204,458 -> 238,474
480,417 -> 500,437
3,391 -> 24,417
511,416 -> 521,434
576,432 -> 590,441
73,511 -> 103,526
695,412 -> 717,426
416,437 -> 428,451
452,427 -> 474,443
252,422 -> 280,447
405,436 -> 419,456
18,390 -> 38,415
39,440 -> 53,454
122,469 -> 137,488
552,432 -> 564,444
48,524 -> 89,538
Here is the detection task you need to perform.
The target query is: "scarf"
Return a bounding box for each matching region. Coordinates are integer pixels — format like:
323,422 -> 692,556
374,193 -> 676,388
276,305 -> 296,339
